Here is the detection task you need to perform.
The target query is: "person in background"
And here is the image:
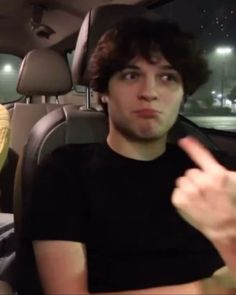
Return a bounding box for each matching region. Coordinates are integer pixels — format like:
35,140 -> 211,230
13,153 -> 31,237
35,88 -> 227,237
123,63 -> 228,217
20,17 -> 236,294
0,104 -> 12,294
0,104 -> 9,172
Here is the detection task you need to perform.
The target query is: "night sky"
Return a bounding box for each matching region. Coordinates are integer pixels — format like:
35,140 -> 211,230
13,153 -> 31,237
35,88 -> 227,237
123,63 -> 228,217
154,0 -> 236,52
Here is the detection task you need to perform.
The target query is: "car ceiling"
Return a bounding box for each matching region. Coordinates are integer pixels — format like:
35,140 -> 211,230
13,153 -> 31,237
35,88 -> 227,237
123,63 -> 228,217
0,0 -> 159,57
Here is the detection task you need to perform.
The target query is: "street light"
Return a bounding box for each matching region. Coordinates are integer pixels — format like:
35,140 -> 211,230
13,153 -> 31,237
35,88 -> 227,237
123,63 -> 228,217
2,64 -> 13,73
215,46 -> 233,107
216,47 -> 233,55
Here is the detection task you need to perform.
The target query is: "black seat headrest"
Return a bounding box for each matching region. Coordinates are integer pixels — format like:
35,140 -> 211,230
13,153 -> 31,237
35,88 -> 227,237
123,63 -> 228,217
72,4 -> 157,86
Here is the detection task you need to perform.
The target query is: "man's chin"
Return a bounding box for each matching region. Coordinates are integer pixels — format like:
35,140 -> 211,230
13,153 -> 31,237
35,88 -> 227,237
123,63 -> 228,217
113,122 -> 167,143
124,130 -> 166,143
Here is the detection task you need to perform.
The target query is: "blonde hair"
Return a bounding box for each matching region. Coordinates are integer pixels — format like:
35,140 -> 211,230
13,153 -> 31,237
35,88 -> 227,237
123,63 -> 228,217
0,105 -> 10,171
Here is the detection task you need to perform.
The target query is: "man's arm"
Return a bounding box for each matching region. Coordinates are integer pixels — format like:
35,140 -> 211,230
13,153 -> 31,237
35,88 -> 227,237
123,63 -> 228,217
33,240 -> 89,294
172,137 -> 236,283
34,239 -> 236,295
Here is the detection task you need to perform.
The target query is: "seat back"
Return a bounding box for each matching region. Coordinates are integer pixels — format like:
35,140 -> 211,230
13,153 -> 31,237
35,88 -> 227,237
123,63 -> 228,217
1,49 -> 72,212
14,48 -> 72,157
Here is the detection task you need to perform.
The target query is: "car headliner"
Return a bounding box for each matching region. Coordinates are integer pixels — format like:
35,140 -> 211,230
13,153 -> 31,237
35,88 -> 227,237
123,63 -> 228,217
0,0 -> 162,57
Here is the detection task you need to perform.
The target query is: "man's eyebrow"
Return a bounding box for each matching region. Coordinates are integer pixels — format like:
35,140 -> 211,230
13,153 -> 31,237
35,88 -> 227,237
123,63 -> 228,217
123,64 -> 178,71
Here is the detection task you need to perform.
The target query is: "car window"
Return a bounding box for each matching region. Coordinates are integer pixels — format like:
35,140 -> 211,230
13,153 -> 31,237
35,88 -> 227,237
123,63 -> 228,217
152,0 -> 236,132
0,54 -> 22,104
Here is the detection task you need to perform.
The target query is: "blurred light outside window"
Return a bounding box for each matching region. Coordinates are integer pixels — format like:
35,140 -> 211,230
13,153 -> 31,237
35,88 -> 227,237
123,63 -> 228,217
0,54 -> 22,104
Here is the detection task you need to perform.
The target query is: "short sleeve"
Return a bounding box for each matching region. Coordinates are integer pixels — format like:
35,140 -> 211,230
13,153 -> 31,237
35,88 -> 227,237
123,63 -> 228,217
22,146 -> 89,243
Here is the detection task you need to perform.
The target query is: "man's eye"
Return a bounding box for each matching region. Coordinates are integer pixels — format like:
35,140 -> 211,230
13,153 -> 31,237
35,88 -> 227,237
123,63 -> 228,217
121,71 -> 140,80
160,74 -> 179,82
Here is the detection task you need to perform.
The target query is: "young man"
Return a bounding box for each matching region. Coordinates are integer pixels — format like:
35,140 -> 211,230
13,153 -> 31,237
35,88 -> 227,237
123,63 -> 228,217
20,17 -> 236,294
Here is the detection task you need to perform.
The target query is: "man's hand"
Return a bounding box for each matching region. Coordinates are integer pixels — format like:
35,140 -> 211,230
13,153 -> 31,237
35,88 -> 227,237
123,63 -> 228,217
172,136 -> 236,243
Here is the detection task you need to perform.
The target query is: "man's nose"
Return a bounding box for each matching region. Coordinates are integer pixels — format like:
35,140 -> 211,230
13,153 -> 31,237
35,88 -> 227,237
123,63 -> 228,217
138,77 -> 158,101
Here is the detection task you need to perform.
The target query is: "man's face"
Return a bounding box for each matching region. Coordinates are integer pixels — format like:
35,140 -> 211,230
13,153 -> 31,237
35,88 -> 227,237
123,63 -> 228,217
105,54 -> 184,142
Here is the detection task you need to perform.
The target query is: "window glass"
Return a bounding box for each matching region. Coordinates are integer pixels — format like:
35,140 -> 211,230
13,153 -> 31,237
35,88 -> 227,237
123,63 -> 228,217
152,0 -> 236,131
0,54 -> 22,104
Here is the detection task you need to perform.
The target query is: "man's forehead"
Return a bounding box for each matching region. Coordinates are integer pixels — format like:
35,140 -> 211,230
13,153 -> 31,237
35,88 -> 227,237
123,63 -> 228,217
127,55 -> 175,69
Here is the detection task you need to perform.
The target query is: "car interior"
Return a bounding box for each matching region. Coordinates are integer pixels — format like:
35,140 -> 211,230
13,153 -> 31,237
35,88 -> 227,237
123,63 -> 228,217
0,0 -> 235,293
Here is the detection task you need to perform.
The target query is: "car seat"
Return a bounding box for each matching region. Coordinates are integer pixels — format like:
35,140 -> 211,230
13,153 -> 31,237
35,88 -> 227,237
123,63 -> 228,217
0,48 -> 72,213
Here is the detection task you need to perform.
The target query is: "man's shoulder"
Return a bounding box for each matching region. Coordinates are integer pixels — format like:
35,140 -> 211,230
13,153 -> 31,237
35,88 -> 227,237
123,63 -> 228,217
40,143 -> 102,170
167,143 -> 236,171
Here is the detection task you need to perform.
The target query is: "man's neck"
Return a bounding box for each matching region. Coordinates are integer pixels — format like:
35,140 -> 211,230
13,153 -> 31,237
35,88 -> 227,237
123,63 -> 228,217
107,132 -> 167,161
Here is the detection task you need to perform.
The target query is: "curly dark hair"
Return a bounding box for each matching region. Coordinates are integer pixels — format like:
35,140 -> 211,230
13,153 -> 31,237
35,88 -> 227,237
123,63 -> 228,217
88,17 -> 210,112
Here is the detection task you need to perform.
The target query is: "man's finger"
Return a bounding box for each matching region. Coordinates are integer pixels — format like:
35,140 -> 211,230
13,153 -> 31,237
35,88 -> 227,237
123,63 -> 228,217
178,136 -> 225,173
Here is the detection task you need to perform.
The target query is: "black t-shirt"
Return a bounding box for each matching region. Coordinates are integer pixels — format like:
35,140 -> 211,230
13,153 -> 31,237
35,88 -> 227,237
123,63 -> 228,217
18,142 -> 236,294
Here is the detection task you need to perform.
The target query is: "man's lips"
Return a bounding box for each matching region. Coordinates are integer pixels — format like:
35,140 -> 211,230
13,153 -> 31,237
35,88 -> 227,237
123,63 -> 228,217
132,108 -> 161,118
